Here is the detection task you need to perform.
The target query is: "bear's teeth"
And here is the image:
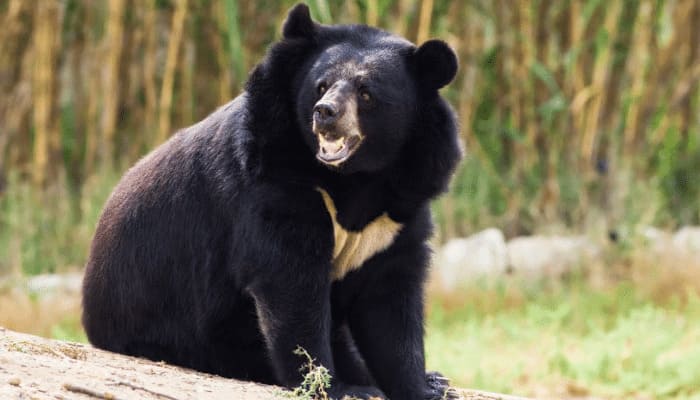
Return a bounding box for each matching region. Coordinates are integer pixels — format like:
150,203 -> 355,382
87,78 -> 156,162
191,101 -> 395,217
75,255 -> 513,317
319,136 -> 346,155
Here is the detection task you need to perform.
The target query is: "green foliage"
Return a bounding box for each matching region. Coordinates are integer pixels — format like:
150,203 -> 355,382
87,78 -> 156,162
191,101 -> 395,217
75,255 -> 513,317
282,346 -> 332,400
51,316 -> 88,343
307,0 -> 332,24
2,1 -> 699,242
426,282 -> 700,399
222,0 -> 245,82
0,171 -> 118,276
655,129 -> 700,224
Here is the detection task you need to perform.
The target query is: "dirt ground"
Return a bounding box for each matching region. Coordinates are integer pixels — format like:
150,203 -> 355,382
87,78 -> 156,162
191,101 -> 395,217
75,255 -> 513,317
0,327 -> 528,400
0,327 -> 280,400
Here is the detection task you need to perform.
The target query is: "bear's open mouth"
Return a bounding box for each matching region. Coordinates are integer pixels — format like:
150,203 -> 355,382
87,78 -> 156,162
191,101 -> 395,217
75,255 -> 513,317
316,133 -> 363,166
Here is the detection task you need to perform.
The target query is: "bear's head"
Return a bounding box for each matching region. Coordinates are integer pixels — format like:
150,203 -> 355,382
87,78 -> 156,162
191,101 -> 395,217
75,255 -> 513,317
280,4 -> 458,174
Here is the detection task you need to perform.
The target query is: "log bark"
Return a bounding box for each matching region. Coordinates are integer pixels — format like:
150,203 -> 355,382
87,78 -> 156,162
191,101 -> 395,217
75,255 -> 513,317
0,327 -> 529,400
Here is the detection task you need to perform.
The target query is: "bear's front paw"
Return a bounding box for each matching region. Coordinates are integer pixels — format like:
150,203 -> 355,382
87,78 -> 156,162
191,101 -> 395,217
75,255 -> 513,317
424,371 -> 458,400
329,383 -> 386,400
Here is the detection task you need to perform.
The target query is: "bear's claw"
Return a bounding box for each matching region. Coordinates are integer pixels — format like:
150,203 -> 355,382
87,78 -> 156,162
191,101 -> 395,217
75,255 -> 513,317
425,371 -> 459,400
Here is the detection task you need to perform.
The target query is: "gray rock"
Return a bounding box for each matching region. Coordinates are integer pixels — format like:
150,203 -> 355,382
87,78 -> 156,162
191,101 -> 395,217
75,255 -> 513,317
639,226 -> 673,254
26,273 -> 83,296
436,228 -> 508,289
672,226 -> 700,255
639,226 -> 700,264
506,235 -> 600,279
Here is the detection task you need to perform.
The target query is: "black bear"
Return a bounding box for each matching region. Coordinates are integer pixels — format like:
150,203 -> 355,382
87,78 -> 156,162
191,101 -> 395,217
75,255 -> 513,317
82,4 -> 461,399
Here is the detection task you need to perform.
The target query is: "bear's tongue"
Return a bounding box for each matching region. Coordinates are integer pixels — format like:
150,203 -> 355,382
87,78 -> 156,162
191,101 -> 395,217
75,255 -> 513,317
320,137 -> 346,156
317,134 -> 361,165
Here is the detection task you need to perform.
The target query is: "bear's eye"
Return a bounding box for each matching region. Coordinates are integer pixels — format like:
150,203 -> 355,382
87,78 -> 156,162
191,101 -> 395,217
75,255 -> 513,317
359,89 -> 371,102
317,83 -> 327,95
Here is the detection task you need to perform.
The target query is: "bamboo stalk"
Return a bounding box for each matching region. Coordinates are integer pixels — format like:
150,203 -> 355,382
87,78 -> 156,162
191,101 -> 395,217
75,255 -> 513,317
143,0 -> 158,148
319,0 -> 335,24
630,1 -> 686,149
117,2 -> 142,162
223,0 -> 245,89
84,46 -> 100,175
645,0 -> 693,147
534,0 -> 551,70
0,0 -> 32,92
580,0 -> 621,168
81,0 -> 99,177
498,2 -> 521,181
157,0 -> 188,144
179,39 -> 195,128
366,0 -> 378,27
31,1 -> 63,188
535,0 -> 559,221
416,0 -> 433,44
391,0 -> 414,38
213,2 -> 233,105
118,3 -> 138,162
342,1 -> 360,24
517,2 -> 537,171
6,78 -> 33,175
101,0 -> 126,164
501,0 -> 519,151
682,1 -> 700,138
492,0 -> 513,168
567,0 -> 587,161
0,0 -> 34,174
622,0 -> 653,156
67,1 -> 88,186
458,4 -> 478,152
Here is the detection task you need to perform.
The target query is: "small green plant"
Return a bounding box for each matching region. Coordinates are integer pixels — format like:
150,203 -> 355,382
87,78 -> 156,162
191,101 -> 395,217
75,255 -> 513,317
282,346 -> 332,400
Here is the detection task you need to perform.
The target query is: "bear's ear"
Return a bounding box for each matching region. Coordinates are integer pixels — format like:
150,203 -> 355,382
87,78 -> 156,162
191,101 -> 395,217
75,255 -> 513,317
283,3 -> 317,39
412,40 -> 458,90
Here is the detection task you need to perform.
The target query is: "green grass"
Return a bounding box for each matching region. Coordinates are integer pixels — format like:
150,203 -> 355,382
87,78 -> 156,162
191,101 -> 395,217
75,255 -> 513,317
50,315 -> 88,343
0,171 -> 119,276
426,281 -> 700,399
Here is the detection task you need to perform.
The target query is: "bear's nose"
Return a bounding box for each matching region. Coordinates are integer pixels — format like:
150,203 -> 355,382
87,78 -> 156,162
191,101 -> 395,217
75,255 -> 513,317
313,103 -> 338,125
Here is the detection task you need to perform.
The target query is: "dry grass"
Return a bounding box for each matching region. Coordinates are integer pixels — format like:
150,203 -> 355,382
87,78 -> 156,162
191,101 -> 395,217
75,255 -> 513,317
625,249 -> 700,306
0,285 -> 81,339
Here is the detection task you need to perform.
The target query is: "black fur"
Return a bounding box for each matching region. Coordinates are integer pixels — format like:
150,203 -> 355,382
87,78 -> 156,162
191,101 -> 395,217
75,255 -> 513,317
82,4 -> 461,400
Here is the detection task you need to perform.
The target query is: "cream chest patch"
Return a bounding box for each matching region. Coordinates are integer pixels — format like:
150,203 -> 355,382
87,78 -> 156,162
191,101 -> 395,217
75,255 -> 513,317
317,188 -> 403,281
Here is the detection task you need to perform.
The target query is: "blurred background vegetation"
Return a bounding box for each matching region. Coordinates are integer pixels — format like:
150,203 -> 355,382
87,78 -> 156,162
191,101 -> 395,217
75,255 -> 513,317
1,0 -> 699,274
1,0 -> 699,398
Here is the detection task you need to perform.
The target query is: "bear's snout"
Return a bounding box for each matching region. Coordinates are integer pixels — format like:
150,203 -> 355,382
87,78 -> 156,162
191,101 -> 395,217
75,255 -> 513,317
313,102 -> 340,129
312,80 -> 354,129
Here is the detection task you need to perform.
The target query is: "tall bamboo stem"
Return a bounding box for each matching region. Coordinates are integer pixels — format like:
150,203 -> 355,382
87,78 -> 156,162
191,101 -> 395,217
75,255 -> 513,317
416,0 -> 433,44
101,0 -> 126,164
31,1 -> 62,187
157,0 -> 188,144
580,1 -> 621,168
